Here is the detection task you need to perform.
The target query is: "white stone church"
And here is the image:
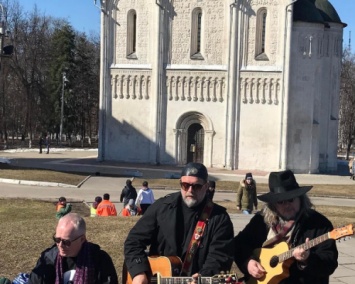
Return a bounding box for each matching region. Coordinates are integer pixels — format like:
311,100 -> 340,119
98,0 -> 345,173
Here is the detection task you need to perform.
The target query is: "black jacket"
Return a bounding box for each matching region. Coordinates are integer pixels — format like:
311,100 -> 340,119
120,185 -> 137,205
234,210 -> 338,284
124,192 -> 234,278
28,242 -> 118,284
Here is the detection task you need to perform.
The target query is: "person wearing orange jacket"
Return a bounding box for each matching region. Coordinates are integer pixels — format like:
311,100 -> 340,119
96,193 -> 117,216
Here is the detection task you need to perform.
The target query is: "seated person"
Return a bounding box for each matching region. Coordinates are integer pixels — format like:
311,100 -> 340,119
27,213 -> 118,284
97,193 -> 117,216
90,196 -> 102,217
122,199 -> 141,216
56,197 -> 72,219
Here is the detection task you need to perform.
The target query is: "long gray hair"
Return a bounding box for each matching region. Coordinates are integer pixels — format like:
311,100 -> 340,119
261,194 -> 314,228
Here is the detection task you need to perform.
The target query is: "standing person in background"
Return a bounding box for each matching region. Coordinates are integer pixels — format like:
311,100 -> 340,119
45,134 -> 51,154
90,196 -> 102,217
120,179 -> 137,207
206,180 -> 216,200
39,135 -> 44,154
236,172 -> 257,214
348,157 -> 355,180
56,197 -> 72,219
97,193 -> 117,216
135,181 -> 155,215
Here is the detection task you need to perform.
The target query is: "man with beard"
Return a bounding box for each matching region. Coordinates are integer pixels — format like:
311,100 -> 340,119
124,163 -> 234,284
234,170 -> 338,284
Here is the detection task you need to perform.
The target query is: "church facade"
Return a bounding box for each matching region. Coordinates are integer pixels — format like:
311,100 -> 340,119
98,0 -> 344,173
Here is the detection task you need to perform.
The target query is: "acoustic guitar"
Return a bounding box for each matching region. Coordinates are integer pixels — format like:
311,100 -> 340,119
122,255 -> 239,284
246,224 -> 354,284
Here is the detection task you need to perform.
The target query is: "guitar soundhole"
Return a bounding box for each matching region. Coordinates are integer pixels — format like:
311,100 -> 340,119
270,256 -> 279,268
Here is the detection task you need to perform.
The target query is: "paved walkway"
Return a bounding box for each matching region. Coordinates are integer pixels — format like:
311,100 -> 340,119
1,148 -> 355,283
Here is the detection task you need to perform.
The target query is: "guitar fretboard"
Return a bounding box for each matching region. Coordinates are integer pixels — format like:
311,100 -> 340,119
279,232 -> 329,262
159,277 -> 213,284
157,276 -> 237,284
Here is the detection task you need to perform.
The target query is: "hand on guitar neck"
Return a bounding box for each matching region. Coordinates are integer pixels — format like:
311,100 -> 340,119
247,238 -> 310,280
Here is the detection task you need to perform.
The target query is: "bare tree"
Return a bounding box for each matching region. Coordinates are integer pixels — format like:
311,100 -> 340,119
338,49 -> 355,159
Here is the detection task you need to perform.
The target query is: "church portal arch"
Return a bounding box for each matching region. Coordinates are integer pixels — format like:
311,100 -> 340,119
174,112 -> 214,166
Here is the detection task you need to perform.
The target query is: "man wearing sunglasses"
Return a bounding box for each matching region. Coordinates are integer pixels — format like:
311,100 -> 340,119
27,213 -> 118,284
234,170 -> 338,284
124,162 -> 234,284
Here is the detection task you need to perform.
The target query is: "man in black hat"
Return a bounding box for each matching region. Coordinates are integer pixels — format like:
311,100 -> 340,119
124,162 -> 234,284
234,170 -> 338,284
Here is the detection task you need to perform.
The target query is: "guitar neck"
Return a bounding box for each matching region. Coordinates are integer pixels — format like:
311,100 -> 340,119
279,232 -> 330,262
157,276 -> 224,284
157,274 -> 238,284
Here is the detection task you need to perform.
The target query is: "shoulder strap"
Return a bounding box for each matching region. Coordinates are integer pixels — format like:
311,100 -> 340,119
181,199 -> 214,276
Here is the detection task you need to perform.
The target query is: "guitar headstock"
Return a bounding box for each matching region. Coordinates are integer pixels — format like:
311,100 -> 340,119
329,224 -> 354,240
211,274 -> 239,284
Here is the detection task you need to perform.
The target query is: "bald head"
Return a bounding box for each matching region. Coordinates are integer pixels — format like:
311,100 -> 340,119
57,213 -> 86,237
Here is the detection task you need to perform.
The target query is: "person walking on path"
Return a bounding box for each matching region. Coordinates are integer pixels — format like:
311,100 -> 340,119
120,179 -> 137,207
124,162 -> 234,283
27,213 -> 118,284
38,135 -> 44,154
234,170 -> 338,284
96,193 -> 117,216
236,172 -> 257,214
135,181 -> 155,215
45,134 -> 51,154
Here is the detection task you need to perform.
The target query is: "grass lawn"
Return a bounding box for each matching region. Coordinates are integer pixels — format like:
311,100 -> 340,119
1,199 -> 355,281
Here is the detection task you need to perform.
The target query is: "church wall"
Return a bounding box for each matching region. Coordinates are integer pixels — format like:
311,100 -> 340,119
237,72 -> 282,171
318,23 -> 343,172
114,0 -> 154,65
288,22 -> 329,173
170,0 -> 228,66
244,0 -> 287,69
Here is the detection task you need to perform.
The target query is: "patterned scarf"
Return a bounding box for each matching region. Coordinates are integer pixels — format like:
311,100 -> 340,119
262,220 -> 295,248
55,241 -> 96,284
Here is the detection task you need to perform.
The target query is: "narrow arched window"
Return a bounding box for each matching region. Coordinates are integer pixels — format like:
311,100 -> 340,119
255,8 -> 268,60
190,8 -> 204,60
127,10 -> 137,59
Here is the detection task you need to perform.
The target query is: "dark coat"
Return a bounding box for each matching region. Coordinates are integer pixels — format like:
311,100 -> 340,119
236,180 -> 257,212
28,242 -> 118,284
234,210 -> 338,284
120,185 -> 137,205
124,192 -> 234,278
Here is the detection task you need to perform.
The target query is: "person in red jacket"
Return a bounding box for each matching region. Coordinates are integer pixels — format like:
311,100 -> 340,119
96,193 -> 117,216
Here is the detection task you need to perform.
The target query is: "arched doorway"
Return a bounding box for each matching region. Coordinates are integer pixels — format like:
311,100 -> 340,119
174,112 -> 214,166
187,123 -> 204,163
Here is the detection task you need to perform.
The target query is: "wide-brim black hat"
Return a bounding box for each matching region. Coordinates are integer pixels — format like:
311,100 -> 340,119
258,170 -> 312,203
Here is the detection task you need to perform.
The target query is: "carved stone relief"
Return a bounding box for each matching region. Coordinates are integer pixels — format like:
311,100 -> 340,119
111,70 -> 151,100
166,71 -> 225,102
241,73 -> 281,105
171,0 -> 225,65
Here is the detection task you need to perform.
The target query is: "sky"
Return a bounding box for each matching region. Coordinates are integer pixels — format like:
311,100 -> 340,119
16,0 -> 355,52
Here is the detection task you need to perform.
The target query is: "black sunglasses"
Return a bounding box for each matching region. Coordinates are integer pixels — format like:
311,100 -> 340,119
180,182 -> 205,191
276,198 -> 295,205
53,234 -> 83,247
